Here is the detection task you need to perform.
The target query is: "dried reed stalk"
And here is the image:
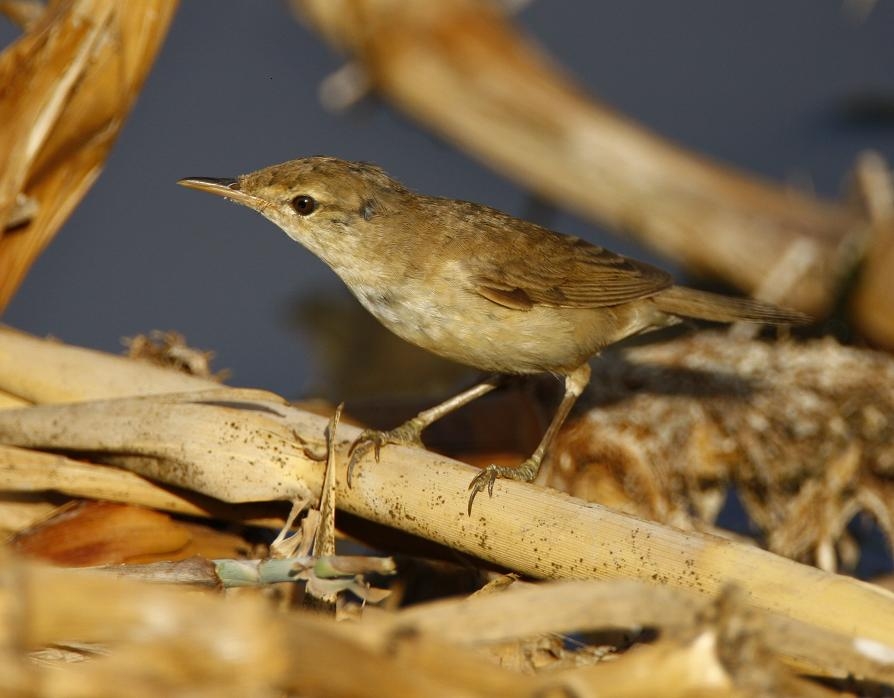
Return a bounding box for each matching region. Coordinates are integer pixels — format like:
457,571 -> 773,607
1,549 -> 886,695
0,0 -> 178,312
851,152 -> 894,349
0,330 -> 893,653
0,325 -> 216,404
293,0 -> 865,315
0,445 -> 286,528
367,579 -> 894,684
0,495 -> 56,534
0,547 -> 529,697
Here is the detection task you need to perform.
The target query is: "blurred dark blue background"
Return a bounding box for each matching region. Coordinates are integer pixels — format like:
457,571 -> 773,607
4,1 -> 894,396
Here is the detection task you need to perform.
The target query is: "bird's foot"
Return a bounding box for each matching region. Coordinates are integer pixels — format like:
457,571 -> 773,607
346,417 -> 425,486
467,457 -> 541,515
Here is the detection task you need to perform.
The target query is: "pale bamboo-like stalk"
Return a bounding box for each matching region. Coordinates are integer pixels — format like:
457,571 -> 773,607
0,325 -> 217,404
0,445 -> 286,528
1,549 -> 525,697
364,579 -> 894,684
294,0 -> 865,315
2,331 -> 893,656
0,549 -> 873,695
554,635 -> 740,698
1,388 -> 894,652
546,633 -> 836,698
0,390 -> 27,409
0,496 -> 56,534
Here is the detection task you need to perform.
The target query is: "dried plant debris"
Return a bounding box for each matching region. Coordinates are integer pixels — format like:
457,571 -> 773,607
545,332 -> 894,571
0,1 -> 45,31
850,152 -> 894,350
10,499 -> 254,566
11,500 -> 192,566
0,0 -> 178,312
5,553 -> 889,697
3,328 -> 894,671
124,331 -> 229,381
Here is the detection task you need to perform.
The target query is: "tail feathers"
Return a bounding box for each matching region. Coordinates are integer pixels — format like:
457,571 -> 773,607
653,286 -> 810,325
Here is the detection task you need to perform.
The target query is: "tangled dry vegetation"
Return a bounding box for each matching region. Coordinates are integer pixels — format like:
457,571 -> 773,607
3,328 -> 894,697
2,1 -> 894,696
546,333 -> 894,572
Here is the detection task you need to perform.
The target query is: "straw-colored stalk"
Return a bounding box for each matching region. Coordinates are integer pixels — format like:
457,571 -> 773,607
0,0 -> 178,311
850,152 -> 894,350
0,548 -> 885,695
1,329 -> 893,655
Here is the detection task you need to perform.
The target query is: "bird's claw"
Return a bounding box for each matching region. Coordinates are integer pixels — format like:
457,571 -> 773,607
346,419 -> 425,486
466,458 -> 542,515
467,465 -> 500,515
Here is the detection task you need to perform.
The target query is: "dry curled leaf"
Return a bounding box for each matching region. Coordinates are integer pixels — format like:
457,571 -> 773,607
11,500 -> 250,565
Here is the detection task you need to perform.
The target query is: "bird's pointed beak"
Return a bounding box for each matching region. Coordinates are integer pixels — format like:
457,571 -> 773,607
177,176 -> 263,208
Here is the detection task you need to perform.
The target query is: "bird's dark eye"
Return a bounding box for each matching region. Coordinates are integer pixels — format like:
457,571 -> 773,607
291,195 -> 316,215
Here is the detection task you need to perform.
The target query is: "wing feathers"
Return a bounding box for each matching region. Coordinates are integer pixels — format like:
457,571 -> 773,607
472,237 -> 672,310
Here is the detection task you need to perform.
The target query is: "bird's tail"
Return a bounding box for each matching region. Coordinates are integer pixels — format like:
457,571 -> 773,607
652,286 -> 810,325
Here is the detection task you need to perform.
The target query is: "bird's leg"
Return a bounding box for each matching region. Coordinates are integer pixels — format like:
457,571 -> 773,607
347,375 -> 503,485
467,363 -> 591,514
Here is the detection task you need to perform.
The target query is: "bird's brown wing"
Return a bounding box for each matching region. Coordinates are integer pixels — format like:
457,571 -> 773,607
472,235 -> 673,310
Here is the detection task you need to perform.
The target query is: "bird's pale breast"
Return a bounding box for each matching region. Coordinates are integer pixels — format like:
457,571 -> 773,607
350,270 -> 665,375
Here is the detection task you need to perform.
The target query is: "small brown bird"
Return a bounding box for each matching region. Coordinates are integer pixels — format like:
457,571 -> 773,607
179,157 -> 809,513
